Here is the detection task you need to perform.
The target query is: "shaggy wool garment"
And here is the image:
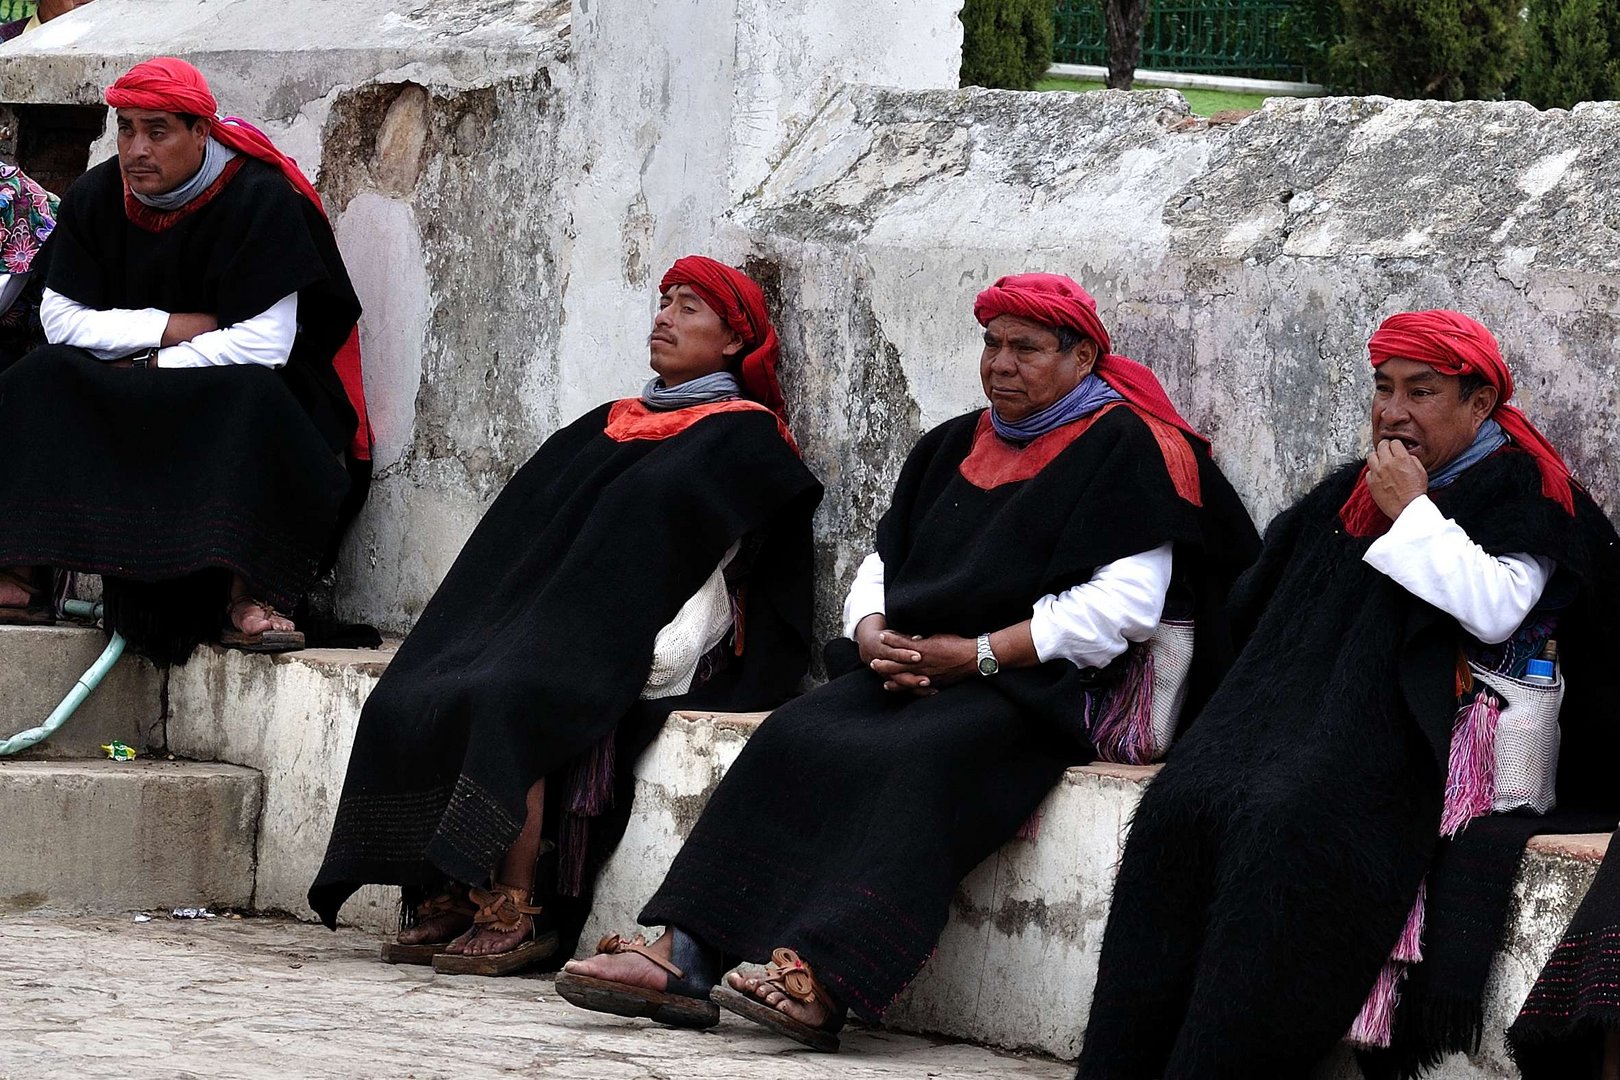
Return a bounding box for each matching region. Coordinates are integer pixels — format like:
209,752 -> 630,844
308,399 -> 821,967
1078,449 -> 1620,1080
640,403 -> 1259,1020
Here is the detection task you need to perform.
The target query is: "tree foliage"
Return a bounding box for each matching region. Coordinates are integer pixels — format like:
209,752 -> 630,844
960,0 -> 1055,91
1329,0 -> 1522,100
1515,0 -> 1620,108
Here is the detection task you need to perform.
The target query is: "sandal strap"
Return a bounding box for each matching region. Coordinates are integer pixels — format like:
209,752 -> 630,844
416,890 -> 477,920
468,884 -> 544,932
228,596 -> 283,619
762,947 -> 824,1005
594,931 -> 685,980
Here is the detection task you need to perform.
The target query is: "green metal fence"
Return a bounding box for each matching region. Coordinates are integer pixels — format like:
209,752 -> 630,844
1053,0 -> 1305,81
0,0 -> 36,22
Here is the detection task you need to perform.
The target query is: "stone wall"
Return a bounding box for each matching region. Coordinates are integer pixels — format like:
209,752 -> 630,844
731,87 -> 1620,640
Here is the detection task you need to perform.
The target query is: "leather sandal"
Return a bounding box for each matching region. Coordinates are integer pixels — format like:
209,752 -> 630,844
554,928 -> 721,1028
430,882 -> 558,976
711,947 -> 846,1052
221,596 -> 305,652
380,889 -> 478,965
0,568 -> 54,626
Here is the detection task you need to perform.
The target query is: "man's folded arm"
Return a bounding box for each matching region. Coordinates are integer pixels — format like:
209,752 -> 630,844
841,542 -> 1174,670
1362,494 -> 1552,644
40,288 -> 298,369
41,287 -> 169,360
156,292 -> 297,369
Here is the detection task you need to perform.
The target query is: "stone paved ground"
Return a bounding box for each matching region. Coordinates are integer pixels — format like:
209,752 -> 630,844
1,915 -> 1070,1080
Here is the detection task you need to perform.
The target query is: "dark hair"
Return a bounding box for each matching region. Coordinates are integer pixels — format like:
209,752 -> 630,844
1457,373 -> 1488,400
1053,325 -> 1089,354
176,113 -> 206,130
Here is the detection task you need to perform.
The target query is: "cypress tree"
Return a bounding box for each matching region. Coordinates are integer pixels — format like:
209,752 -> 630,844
960,0 -> 1056,91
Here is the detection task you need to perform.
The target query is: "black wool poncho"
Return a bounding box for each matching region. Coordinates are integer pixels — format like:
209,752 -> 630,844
638,402 -> 1258,1020
0,156 -> 361,661
309,399 -> 823,965
1079,449 -> 1620,1080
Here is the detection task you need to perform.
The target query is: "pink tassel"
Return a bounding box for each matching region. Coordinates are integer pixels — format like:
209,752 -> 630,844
558,733 -> 619,897
1346,960 -> 1406,1049
1393,879 -> 1426,964
1440,691 -> 1499,836
1015,812 -> 1043,841
1090,645 -> 1157,765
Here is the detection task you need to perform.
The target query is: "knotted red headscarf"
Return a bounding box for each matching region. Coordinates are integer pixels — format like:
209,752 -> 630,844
973,272 -> 1206,503
973,273 -> 1207,447
1339,310 -> 1574,537
659,256 -> 787,424
105,58 -> 372,462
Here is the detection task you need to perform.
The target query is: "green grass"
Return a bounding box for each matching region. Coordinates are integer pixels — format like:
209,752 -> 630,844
1035,76 -> 1271,116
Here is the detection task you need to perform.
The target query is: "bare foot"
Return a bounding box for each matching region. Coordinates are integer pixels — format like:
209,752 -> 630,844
0,579 -> 30,607
562,932 -> 674,992
397,909 -> 472,947
227,597 -> 295,636
455,917 -> 532,957
726,967 -> 837,1029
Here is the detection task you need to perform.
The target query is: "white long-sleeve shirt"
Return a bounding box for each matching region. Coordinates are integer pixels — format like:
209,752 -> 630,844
1363,494 -> 1553,644
40,287 -> 299,370
841,542 -> 1174,671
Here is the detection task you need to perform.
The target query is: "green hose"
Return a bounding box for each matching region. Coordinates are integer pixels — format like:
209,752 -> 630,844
0,601 -> 127,756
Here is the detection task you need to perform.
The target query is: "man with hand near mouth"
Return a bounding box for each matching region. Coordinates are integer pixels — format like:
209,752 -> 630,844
1079,310 -> 1620,1079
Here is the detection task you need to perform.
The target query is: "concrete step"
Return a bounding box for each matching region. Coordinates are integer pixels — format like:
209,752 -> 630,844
0,758 -> 262,914
0,625 -> 164,759
40,632 -> 1604,1076
165,642 -> 400,929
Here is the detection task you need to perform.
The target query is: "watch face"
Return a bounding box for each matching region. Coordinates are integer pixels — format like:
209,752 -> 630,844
978,656 -> 998,676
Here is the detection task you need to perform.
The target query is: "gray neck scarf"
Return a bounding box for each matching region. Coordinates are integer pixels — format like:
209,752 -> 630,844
641,371 -> 743,411
1428,417 -> 1508,491
132,136 -> 237,211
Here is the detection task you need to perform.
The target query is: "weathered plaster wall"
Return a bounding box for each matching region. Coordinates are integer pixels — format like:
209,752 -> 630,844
731,88 -> 1620,638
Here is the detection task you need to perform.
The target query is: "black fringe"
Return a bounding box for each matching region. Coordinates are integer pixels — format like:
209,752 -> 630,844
102,570 -> 231,666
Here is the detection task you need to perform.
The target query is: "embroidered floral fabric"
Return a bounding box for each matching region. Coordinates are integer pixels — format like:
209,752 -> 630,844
0,164 -> 58,345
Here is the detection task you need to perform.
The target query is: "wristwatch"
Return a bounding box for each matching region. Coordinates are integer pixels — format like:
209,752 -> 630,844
976,633 -> 999,676
129,347 -> 158,370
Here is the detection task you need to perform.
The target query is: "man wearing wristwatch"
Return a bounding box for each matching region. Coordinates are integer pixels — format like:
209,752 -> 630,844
559,272 -> 1257,1050
0,58 -> 368,658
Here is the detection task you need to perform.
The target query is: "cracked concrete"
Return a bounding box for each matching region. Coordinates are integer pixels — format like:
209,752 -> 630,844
0,914 -> 1068,1080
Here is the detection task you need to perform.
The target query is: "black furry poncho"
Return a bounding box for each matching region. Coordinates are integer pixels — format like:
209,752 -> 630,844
1079,448 -> 1620,1080
639,403 -> 1258,1020
309,399 -> 822,964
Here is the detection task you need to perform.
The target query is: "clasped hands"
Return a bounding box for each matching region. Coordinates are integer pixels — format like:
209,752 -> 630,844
854,613 -> 976,696
1365,439 -> 1428,520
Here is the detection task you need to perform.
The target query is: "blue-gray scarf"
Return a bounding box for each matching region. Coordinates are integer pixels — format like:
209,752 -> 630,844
1428,418 -> 1507,491
132,136 -> 237,211
991,373 -> 1124,444
641,371 -> 742,411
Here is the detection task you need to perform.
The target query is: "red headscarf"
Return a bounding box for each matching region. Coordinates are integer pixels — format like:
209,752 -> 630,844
973,272 -> 1207,447
1339,309 -> 1574,537
973,272 -> 1206,503
658,255 -> 787,424
105,58 -> 372,463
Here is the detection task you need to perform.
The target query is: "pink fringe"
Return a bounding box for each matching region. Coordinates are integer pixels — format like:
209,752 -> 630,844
1440,690 -> 1499,836
1347,960 -> 1407,1049
558,733 -> 618,897
1393,879 -> 1426,964
1090,645 -> 1157,765
1015,812 -> 1043,841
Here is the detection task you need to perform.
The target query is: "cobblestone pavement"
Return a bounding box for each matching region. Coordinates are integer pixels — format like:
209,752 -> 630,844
1,914 -> 1070,1080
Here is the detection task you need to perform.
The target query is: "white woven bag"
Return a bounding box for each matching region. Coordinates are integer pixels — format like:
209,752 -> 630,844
1146,619 -> 1197,759
641,546 -> 738,700
1469,663 -> 1564,815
